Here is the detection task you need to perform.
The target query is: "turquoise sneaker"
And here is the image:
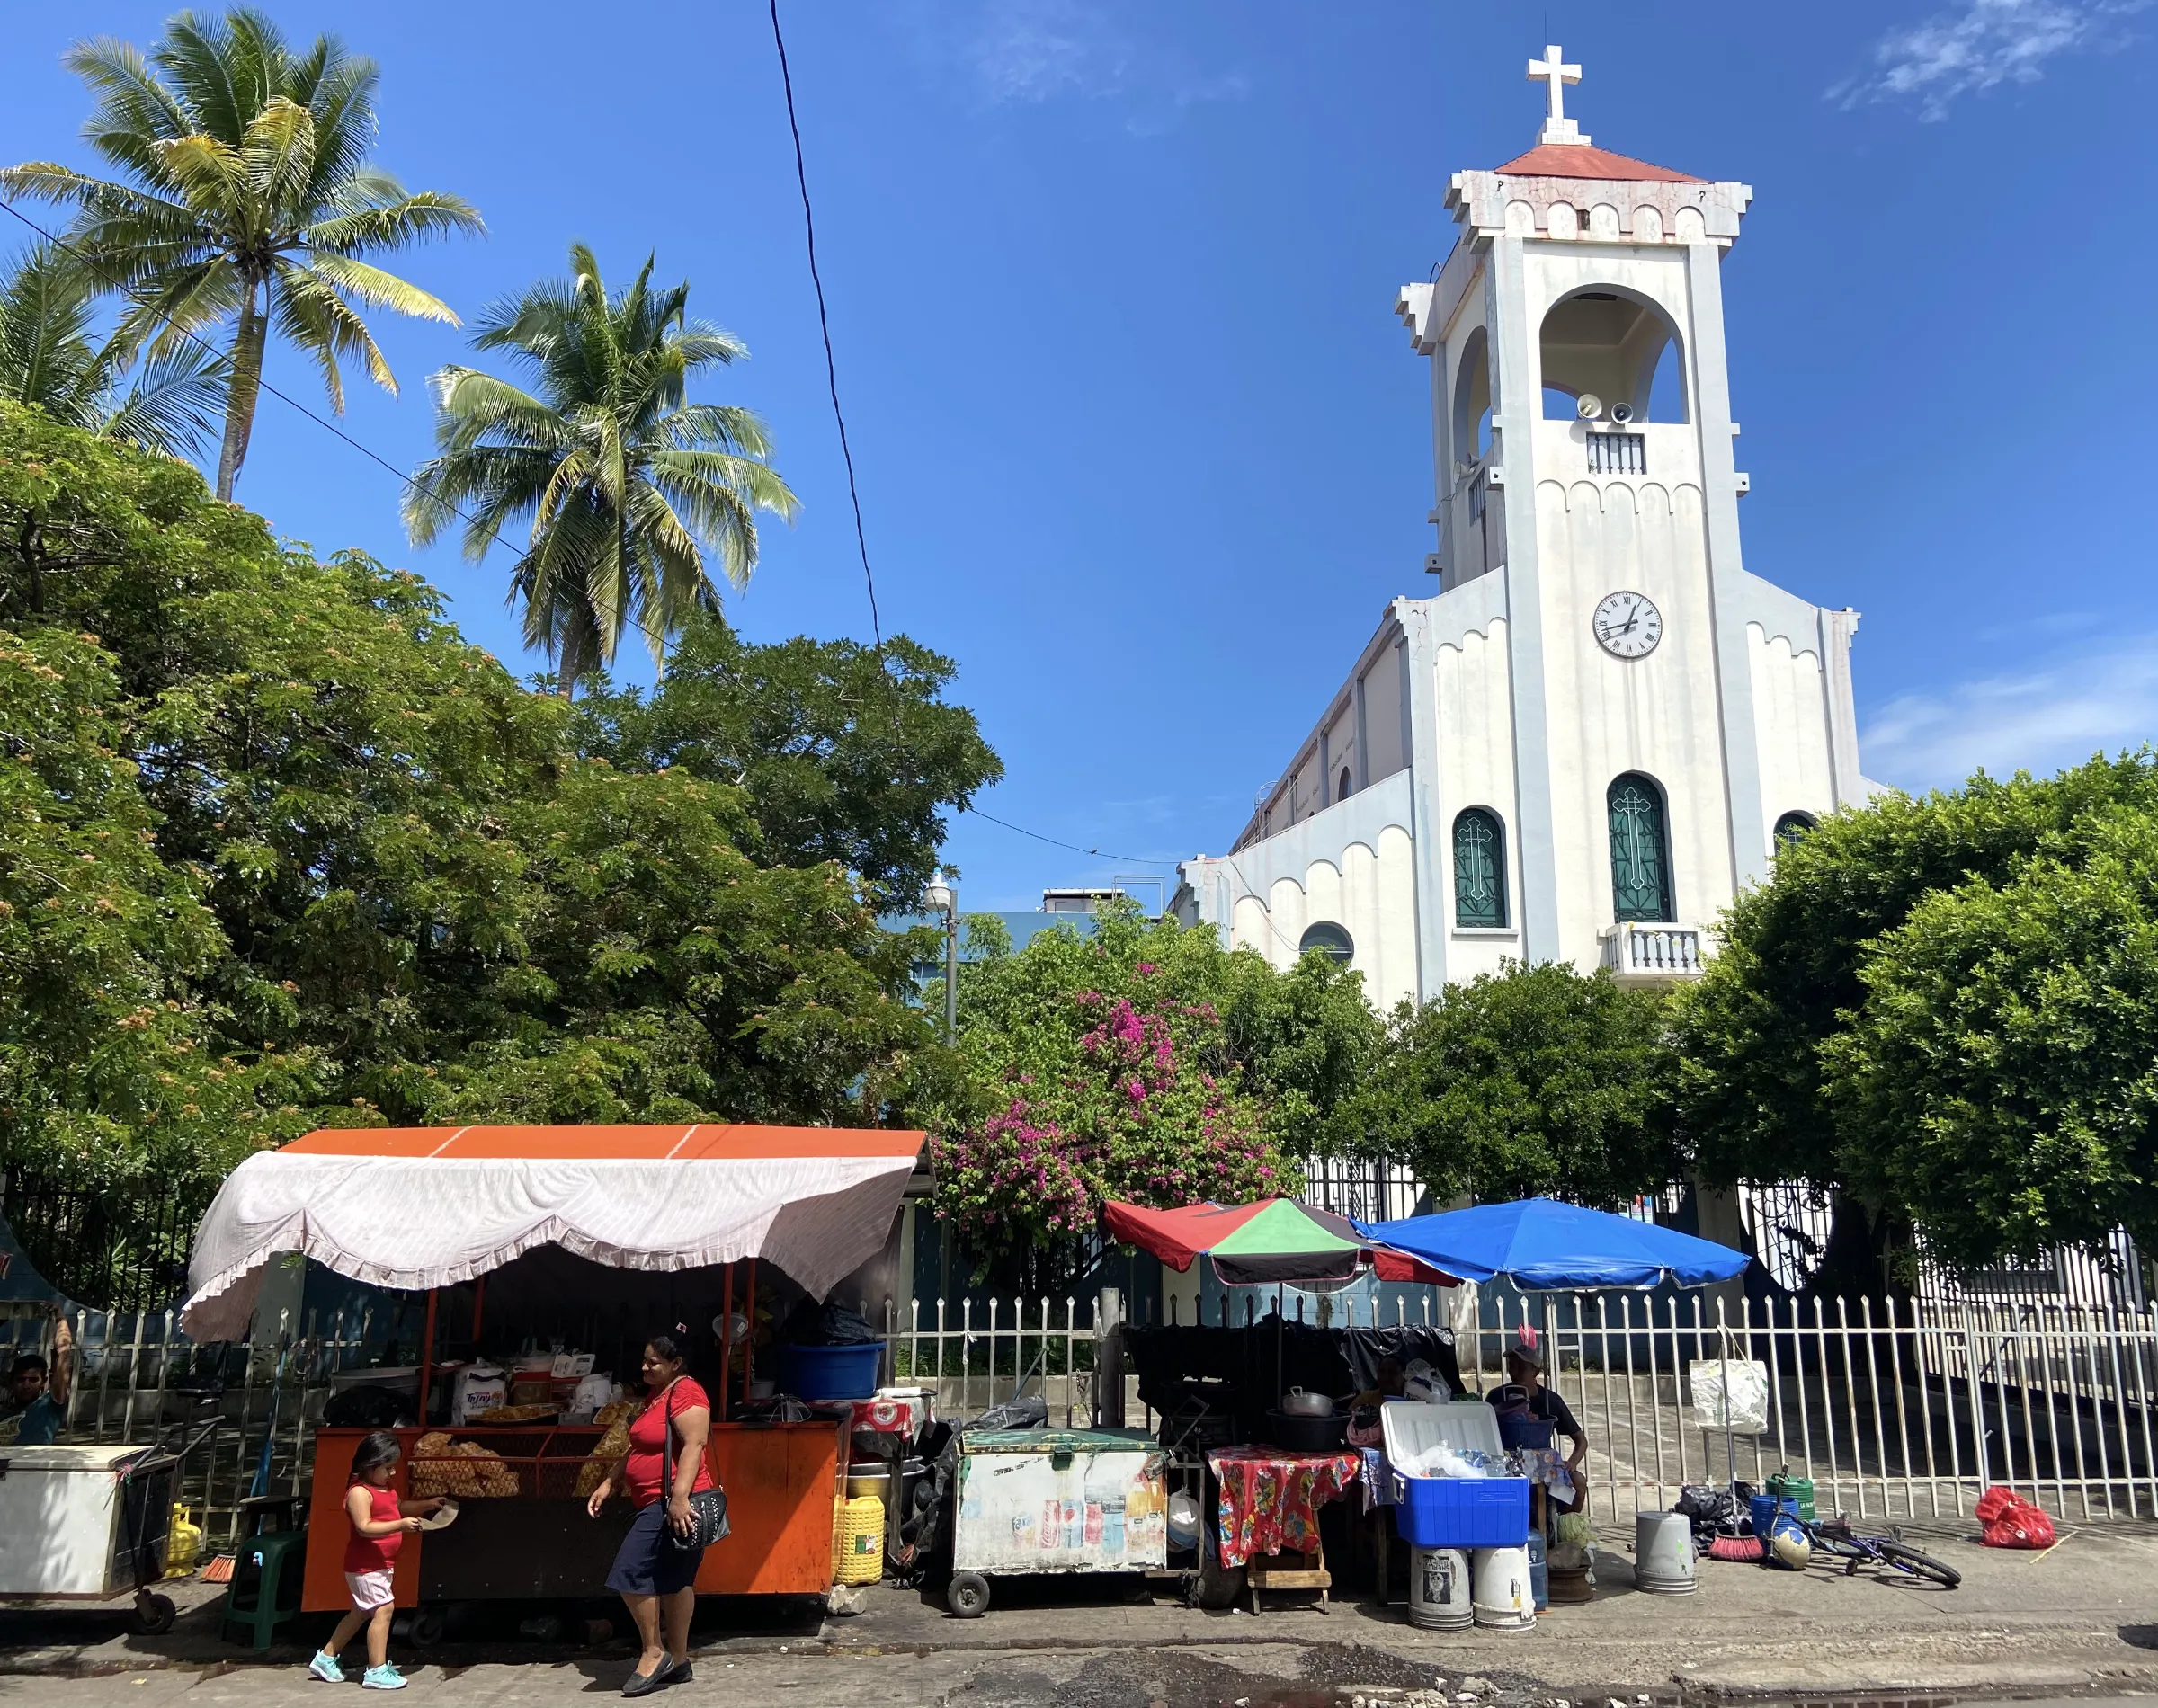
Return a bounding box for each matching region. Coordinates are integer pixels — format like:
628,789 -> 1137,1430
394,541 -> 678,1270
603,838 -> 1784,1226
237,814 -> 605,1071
308,1651 -> 344,1684
361,1665 -> 408,1690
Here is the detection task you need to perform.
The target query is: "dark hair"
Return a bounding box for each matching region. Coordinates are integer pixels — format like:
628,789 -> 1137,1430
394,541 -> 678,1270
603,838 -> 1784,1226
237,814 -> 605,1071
645,1331 -> 688,1367
351,1429 -> 402,1480
9,1354 -> 48,1380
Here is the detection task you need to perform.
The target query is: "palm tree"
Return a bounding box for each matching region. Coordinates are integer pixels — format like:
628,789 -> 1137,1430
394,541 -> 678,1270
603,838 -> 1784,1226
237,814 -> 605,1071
404,245 -> 798,694
0,243 -> 227,460
0,8 -> 482,499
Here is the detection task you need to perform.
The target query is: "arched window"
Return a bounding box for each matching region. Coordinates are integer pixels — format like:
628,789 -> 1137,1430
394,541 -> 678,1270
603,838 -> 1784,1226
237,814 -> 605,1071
1338,768 -> 1353,803
1298,921 -> 1354,966
1607,774 -> 1673,921
1452,807 -> 1508,928
1773,811 -> 1815,851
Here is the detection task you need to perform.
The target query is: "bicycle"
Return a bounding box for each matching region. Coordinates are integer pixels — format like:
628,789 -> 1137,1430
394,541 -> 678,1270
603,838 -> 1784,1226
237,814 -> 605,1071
1794,1514 -> 1961,1588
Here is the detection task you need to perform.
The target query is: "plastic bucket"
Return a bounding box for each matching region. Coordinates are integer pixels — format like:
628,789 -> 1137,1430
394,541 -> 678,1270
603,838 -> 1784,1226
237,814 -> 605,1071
1470,1545 -> 1535,1629
1406,1546 -> 1472,1629
1747,1492 -> 1798,1538
1635,1510 -> 1698,1594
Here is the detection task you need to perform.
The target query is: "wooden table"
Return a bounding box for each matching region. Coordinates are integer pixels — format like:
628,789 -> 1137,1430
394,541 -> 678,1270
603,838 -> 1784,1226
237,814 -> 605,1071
1207,1446 -> 1360,1615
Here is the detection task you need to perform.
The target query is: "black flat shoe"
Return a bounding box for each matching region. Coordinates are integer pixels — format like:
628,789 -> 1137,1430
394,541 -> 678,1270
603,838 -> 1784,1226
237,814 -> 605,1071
622,1658 -> 675,1697
665,1662 -> 692,1686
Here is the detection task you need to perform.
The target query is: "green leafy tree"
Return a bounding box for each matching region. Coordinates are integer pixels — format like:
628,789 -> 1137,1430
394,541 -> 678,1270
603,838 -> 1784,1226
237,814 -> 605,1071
575,616 -> 1002,903
0,245 -> 227,459
406,245 -> 797,694
1820,810 -> 2158,1266
1672,756 -> 2158,1285
0,402 -> 956,1228
2,7 -> 482,498
1342,962 -> 1680,1211
914,906 -> 1387,1274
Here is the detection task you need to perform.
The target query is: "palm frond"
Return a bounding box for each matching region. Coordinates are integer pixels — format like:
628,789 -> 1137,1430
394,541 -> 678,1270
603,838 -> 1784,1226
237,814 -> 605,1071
151,134 -> 256,225
155,9 -> 285,147
271,259 -> 396,407
663,401 -> 776,458
305,190 -> 485,257
98,339 -> 228,460
303,252 -> 459,325
239,95 -> 317,212
299,54 -> 380,204
63,37 -> 190,181
0,244 -> 101,420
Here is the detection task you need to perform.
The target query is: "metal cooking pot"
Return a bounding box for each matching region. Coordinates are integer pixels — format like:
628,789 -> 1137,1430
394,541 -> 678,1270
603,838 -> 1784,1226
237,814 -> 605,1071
1281,1386 -> 1335,1418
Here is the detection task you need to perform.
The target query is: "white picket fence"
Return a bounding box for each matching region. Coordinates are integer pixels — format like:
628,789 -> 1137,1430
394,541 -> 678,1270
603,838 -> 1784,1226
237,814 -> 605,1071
10,1286 -> 2155,1543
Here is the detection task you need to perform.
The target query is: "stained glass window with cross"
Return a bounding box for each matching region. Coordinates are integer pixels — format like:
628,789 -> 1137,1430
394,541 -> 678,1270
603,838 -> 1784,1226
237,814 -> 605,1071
1452,808 -> 1507,928
1607,775 -> 1672,921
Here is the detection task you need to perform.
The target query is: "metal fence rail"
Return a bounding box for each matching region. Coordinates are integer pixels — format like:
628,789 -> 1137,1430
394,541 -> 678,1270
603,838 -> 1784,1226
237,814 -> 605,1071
1465,1290 -> 2158,1526
12,1287 -> 2154,1543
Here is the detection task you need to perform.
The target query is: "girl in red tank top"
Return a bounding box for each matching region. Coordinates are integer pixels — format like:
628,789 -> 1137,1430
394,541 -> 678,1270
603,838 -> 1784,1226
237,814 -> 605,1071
310,1430 -> 445,1689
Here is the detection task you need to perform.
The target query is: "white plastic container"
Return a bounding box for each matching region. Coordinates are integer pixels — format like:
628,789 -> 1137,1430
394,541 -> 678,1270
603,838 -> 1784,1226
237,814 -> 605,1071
1406,1545 -> 1473,1629
1634,1509 -> 1698,1594
1470,1543 -> 1536,1628
452,1364 -> 506,1425
0,1446 -> 172,1598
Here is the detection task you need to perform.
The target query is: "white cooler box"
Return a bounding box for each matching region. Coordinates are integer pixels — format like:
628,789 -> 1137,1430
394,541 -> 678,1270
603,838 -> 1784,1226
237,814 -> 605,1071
0,1445 -> 177,1600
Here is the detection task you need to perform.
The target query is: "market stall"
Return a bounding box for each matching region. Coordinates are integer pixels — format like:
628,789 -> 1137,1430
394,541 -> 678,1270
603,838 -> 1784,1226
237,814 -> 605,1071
180,1124 -> 923,1616
1099,1197 -> 1459,1611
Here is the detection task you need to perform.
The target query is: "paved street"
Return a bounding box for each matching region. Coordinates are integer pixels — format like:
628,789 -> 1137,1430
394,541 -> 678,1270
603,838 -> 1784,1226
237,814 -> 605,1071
4,1524 -> 2157,1707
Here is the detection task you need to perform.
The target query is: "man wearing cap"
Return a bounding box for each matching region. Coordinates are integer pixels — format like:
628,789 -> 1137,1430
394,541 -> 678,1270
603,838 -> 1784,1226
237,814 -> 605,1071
1487,1339 -> 1587,1511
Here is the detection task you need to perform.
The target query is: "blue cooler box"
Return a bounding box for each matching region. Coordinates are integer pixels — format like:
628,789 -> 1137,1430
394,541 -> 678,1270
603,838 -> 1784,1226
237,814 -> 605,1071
1390,1469 -> 1532,1548
1378,1399 -> 1533,1549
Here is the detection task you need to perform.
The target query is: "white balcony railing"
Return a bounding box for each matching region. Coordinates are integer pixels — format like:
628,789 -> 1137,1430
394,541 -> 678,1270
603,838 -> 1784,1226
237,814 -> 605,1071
1600,921 -> 1706,982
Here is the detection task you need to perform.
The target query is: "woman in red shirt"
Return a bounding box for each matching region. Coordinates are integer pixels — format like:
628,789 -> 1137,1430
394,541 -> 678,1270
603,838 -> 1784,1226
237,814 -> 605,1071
585,1331 -> 716,1695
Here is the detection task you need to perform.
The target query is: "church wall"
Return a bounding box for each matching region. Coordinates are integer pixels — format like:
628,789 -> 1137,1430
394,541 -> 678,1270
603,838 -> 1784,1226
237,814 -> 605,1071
1531,466 -> 1737,965
1746,626 -> 1835,837
1432,617 -> 1522,983
1361,642 -> 1407,782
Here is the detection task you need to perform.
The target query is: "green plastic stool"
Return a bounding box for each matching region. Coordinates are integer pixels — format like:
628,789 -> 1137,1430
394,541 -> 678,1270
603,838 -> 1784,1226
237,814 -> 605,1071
218,1530 -> 307,1651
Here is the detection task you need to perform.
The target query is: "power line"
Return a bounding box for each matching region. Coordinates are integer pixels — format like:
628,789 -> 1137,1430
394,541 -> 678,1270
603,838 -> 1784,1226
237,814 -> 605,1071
766,0 -> 881,651
960,805 -> 1179,868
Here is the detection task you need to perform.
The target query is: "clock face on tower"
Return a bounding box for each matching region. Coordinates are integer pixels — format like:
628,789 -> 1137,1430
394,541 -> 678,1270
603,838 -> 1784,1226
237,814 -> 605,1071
1593,591 -> 1662,659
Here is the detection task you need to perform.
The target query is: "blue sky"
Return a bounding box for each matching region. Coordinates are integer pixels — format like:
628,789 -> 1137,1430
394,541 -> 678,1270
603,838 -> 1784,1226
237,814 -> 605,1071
4,0 -> 2155,909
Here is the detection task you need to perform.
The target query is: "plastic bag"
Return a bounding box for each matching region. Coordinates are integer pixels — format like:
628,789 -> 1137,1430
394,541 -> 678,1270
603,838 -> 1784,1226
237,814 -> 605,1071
1975,1485 -> 2056,1549
1688,1357 -> 1770,1435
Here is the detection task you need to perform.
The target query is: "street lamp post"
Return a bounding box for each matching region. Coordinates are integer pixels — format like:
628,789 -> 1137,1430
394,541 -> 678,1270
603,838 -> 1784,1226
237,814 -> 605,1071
925,874 -> 958,1041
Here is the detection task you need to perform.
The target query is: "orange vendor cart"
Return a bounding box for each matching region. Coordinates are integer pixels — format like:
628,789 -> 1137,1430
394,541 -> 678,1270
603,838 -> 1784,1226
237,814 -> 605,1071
180,1124 -> 923,1618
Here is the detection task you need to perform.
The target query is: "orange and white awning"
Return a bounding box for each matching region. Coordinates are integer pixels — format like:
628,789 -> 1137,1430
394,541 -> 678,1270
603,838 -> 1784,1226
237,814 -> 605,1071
182,1125 -> 924,1340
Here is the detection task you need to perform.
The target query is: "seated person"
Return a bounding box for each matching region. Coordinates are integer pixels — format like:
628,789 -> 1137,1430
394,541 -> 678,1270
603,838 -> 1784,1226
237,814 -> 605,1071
1349,1356 -> 1406,1410
1486,1340 -> 1585,1510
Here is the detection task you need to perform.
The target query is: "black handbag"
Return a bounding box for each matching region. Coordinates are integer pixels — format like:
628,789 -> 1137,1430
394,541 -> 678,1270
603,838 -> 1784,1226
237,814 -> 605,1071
659,1383 -> 729,1551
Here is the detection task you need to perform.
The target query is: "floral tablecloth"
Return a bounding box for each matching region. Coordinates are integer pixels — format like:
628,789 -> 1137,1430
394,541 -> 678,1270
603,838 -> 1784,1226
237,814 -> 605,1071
1208,1446 -> 1362,1569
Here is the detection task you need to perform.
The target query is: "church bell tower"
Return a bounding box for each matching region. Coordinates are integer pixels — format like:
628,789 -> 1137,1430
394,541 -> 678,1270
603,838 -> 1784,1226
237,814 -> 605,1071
1176,49 -> 1868,1008
1393,47 -> 1866,975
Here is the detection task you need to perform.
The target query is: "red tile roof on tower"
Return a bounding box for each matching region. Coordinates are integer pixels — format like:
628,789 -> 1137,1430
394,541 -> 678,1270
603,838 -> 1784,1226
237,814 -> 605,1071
1495,143 -> 1702,183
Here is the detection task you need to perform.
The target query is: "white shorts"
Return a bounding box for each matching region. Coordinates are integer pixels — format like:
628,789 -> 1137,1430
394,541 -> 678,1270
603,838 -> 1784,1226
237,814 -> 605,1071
344,1570 -> 396,1612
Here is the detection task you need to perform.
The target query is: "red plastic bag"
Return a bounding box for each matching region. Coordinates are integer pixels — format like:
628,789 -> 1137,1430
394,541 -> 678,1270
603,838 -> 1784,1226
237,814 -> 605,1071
1975,1485 -> 2056,1549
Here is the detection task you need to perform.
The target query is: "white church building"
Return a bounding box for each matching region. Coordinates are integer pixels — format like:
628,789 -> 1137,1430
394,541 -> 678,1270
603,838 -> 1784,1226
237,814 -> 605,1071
1174,50 -> 1877,1006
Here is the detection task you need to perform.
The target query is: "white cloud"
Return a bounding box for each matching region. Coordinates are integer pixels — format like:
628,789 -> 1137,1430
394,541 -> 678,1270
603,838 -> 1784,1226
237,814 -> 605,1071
1834,0 -> 2149,119
1861,634 -> 2158,789
957,0 -> 1248,130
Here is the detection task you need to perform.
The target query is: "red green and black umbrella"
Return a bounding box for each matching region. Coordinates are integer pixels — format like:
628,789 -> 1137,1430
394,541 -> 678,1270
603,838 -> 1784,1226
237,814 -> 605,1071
1103,1197 -> 1455,1289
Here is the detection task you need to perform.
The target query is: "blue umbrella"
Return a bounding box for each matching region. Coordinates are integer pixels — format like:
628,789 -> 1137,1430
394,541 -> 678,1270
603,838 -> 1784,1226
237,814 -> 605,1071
1355,1196 -> 1750,1291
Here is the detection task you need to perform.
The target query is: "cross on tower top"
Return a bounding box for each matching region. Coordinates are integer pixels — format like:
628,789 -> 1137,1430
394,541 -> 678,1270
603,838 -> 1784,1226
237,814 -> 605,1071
1526,44 -> 1589,147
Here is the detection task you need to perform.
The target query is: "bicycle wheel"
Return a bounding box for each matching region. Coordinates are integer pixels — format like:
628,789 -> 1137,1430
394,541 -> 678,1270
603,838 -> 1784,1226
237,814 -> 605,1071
1872,1539 -> 1960,1588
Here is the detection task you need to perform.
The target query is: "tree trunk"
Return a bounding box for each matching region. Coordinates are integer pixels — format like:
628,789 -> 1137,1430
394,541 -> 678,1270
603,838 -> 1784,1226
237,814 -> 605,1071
215,286 -> 268,502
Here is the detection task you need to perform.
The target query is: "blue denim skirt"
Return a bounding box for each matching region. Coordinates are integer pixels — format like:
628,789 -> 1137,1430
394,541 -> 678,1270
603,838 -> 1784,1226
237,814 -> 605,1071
605,1500 -> 706,1597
